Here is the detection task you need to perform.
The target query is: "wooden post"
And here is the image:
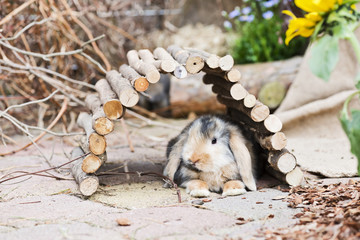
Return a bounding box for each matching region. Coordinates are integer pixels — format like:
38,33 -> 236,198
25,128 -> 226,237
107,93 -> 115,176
95,78 -> 124,120
85,94 -> 114,136
77,112 -> 106,156
167,45 -> 190,65
106,70 -> 139,108
119,64 -> 149,92
184,47 -> 220,69
203,66 -> 242,82
126,50 -> 160,83
70,147 -> 99,196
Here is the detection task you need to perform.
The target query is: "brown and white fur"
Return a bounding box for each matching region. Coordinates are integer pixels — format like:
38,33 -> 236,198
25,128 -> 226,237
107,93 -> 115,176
164,115 -> 257,197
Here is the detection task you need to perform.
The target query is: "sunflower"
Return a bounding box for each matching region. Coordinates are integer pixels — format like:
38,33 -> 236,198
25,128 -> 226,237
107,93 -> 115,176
283,0 -> 347,45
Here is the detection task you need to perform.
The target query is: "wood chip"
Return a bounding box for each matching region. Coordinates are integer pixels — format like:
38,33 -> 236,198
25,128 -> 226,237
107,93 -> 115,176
116,218 -> 131,226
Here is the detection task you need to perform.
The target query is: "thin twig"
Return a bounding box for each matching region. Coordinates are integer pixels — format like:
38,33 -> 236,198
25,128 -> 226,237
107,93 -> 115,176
120,118 -> 135,152
2,18 -> 53,41
0,153 -> 89,184
0,98 -> 68,156
126,109 -> 182,130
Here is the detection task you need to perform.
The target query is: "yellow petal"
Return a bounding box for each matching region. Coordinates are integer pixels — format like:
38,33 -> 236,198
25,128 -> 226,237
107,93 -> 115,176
305,12 -> 322,22
282,10 -> 297,19
338,0 -> 343,5
295,0 -> 336,13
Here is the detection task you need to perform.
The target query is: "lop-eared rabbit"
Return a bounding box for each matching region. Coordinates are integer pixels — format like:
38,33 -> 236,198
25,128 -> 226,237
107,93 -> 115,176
164,115 -> 258,197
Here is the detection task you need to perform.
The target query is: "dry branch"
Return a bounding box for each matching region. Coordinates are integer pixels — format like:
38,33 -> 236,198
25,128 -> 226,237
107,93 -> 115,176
257,132 -> 287,151
95,79 -> 124,120
152,47 -> 177,73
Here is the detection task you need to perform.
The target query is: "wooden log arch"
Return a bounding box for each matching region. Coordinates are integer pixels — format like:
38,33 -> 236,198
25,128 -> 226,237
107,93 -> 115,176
74,45 -> 303,196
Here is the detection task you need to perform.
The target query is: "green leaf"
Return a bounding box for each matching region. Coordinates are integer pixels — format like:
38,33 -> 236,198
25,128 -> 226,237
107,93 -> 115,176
309,35 -> 340,81
356,72 -> 360,90
340,109 -> 360,176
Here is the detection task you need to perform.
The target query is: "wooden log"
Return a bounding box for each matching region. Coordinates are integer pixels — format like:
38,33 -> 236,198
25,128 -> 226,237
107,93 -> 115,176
85,94 -> 114,136
203,66 -> 241,82
219,55 -> 234,71
106,70 -> 139,108
174,65 -> 187,79
218,95 -> 270,122
203,74 -> 247,100
183,47 -> 220,69
167,45 -> 190,65
95,78 -> 124,120
264,114 -> 283,133
78,136 -> 107,174
119,64 -> 149,92
228,108 -> 277,137
70,147 -> 99,196
257,132 -> 287,151
185,54 -> 205,74
266,165 -> 303,186
243,94 -> 256,108
152,47 -> 177,73
126,50 -> 160,83
267,149 -> 297,174
77,112 -> 106,156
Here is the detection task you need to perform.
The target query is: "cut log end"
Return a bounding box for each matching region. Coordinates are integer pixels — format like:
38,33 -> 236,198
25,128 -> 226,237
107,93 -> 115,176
82,154 -> 102,173
226,69 -> 241,82
230,83 -> 247,100
94,117 -> 114,135
161,60 -> 176,72
206,55 -> 220,69
103,100 -> 123,120
89,133 -> 106,155
79,177 -> 99,196
271,132 -> 287,150
264,115 -> 283,133
146,70 -> 161,83
268,149 -> 297,174
119,90 -> 139,108
134,77 -> 149,92
277,153 -> 297,173
185,56 -> 205,74
286,167 -> 304,186
244,94 -> 256,108
251,104 -> 270,122
174,65 -> 187,79
219,55 -> 234,71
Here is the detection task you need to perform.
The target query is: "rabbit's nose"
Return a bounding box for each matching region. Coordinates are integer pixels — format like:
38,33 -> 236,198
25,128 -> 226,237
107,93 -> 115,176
190,153 -> 209,164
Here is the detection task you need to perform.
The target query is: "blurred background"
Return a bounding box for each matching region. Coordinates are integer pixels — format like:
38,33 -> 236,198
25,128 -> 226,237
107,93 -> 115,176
0,0 -> 308,135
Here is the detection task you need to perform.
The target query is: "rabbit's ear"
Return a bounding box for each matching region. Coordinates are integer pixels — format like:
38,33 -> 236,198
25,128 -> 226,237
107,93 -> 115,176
164,135 -> 186,180
229,131 -> 257,191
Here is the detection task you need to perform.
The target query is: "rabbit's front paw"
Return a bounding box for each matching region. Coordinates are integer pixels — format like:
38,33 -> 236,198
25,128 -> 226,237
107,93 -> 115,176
222,180 -> 247,196
186,180 -> 210,198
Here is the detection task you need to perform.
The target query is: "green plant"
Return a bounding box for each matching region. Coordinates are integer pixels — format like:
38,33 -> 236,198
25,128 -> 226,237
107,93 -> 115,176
284,0 -> 360,175
223,0 -> 308,64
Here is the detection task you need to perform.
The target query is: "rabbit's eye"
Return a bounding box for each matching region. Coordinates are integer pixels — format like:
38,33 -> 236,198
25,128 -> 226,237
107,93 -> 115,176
211,138 -> 217,144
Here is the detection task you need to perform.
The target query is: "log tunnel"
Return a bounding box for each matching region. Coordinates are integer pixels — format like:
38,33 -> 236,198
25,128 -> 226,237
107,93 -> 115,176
73,45 -> 303,196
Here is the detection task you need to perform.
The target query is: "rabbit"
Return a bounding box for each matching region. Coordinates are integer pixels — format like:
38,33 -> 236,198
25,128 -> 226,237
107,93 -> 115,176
164,114 -> 258,198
